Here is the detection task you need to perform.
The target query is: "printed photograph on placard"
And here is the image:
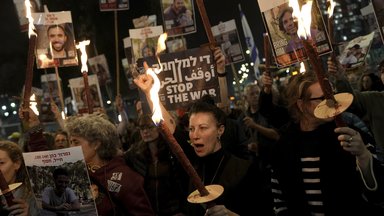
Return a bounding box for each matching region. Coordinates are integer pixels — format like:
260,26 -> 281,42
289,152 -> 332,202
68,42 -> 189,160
33,11 -> 78,69
166,37 -> 187,53
99,0 -> 129,11
23,147 -> 98,216
129,26 -> 163,63
40,74 -> 61,122
68,75 -> 103,114
212,20 -> 244,65
13,0 -> 43,32
88,54 -> 111,86
258,0 -> 332,67
338,32 -> 375,69
161,0 -> 197,37
372,0 -> 384,43
132,15 -> 157,28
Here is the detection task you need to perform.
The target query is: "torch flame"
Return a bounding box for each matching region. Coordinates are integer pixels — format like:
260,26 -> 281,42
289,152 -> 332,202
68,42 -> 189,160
289,0 -> 313,39
30,94 -> 39,115
300,62 -> 306,73
24,0 -> 36,38
327,0 -> 336,18
76,40 -> 91,73
148,33 -> 168,124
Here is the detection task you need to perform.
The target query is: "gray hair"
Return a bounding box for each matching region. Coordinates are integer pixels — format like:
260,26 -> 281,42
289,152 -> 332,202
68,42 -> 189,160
65,114 -> 119,161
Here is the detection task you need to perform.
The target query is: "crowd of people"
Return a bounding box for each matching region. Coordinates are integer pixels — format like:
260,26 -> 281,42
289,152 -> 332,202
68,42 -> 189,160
0,46 -> 383,216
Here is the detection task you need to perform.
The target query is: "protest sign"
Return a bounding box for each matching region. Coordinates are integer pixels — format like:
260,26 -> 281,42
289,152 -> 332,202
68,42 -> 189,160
23,146 -> 98,216
88,54 -> 111,86
99,0 -> 129,11
33,11 -> 78,68
144,46 -> 220,110
68,74 -> 103,114
212,19 -> 245,65
258,0 -> 332,67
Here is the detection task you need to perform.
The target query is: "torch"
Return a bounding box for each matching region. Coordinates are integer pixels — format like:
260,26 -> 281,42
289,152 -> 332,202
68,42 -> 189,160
76,40 -> 93,114
22,0 -> 37,121
139,33 -> 224,208
289,0 -> 352,125
327,0 -> 338,64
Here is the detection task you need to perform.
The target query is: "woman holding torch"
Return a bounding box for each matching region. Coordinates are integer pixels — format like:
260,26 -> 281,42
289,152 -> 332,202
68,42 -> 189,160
270,72 -> 384,215
134,65 -> 272,215
0,141 -> 39,216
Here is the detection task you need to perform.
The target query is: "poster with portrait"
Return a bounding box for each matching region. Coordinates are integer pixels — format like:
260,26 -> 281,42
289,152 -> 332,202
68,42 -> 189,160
211,19 -> 245,65
33,11 -> 78,69
88,54 -> 111,86
40,74 -> 61,122
68,74 -> 103,114
258,0 -> 332,67
122,58 -> 137,90
122,37 -> 138,89
338,31 -> 375,69
129,26 -> 163,63
99,0 -> 129,11
144,46 -> 220,110
372,0 -> 384,43
13,0 -> 42,32
161,0 -> 197,37
132,15 -> 157,28
166,37 -> 187,53
23,146 -> 98,216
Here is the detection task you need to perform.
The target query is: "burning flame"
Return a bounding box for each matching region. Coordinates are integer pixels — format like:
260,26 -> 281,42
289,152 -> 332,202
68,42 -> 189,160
289,0 -> 313,39
148,33 -> 168,124
76,40 -> 90,73
30,94 -> 39,115
61,111 -> 66,120
24,0 -> 36,37
327,0 -> 336,18
300,62 -> 306,73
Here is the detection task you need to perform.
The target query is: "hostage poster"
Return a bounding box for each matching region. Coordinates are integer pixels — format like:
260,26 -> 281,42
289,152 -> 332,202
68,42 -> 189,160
258,0 -> 332,67
129,26 -> 163,64
160,0 -> 197,37
144,46 -> 220,110
23,146 -> 98,216
68,74 -> 103,114
33,11 -> 78,69
211,19 -> 245,65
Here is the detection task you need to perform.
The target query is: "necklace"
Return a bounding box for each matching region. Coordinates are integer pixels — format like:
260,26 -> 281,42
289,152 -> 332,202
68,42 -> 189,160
202,155 -> 225,184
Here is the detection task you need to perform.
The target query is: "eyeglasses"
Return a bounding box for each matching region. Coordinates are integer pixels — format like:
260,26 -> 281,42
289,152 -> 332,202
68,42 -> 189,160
139,125 -> 156,131
308,96 -> 325,101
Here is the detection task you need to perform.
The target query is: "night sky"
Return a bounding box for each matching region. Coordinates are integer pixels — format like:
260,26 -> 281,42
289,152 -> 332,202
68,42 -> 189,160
0,0 -> 265,100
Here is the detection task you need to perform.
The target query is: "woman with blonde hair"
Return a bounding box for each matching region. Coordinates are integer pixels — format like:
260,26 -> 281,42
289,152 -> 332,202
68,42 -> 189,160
0,141 -> 39,215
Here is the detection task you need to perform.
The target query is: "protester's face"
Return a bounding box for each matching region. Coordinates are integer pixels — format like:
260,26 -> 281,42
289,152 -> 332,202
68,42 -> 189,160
300,82 -> 332,122
139,123 -> 159,142
173,0 -> 185,13
48,26 -> 67,52
362,76 -> 373,90
0,150 -> 20,184
189,112 -> 224,157
55,134 -> 68,149
54,175 -> 70,194
282,11 -> 296,35
70,136 -> 97,163
245,86 -> 260,108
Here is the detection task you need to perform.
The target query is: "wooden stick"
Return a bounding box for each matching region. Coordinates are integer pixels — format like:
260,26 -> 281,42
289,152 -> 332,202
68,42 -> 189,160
196,0 -> 216,49
0,170 -> 15,206
55,66 -> 65,116
23,35 -> 37,120
114,11 -> 120,95
82,72 -> 93,114
302,38 -> 345,127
